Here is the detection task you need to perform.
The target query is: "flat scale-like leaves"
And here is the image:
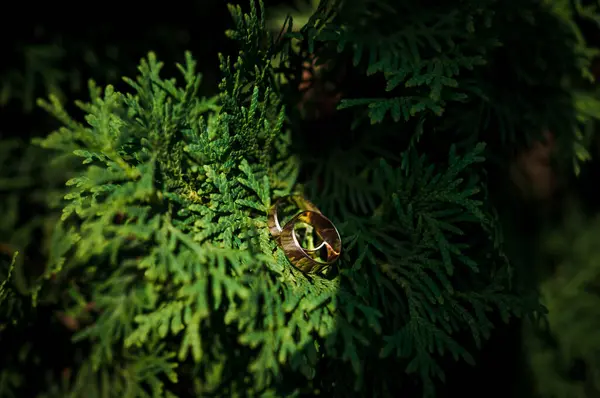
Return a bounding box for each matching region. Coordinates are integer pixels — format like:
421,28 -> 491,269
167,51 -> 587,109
29,2 -> 372,397
3,0 -> 595,397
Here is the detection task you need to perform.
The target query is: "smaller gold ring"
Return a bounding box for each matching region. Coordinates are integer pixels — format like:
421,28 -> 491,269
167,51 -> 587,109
280,210 -> 342,273
268,195 -> 342,274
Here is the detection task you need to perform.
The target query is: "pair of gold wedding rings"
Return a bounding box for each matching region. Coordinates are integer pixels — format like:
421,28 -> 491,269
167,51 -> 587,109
267,195 -> 342,274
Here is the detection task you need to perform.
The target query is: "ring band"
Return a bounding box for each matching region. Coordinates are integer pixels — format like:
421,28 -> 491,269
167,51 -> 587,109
267,195 -> 321,241
268,195 -> 341,274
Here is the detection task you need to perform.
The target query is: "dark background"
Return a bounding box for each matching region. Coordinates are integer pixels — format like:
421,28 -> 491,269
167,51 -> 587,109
1,1 -> 599,397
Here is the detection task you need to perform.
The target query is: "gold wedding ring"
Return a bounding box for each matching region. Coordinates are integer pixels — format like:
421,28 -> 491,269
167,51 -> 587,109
268,195 -> 341,274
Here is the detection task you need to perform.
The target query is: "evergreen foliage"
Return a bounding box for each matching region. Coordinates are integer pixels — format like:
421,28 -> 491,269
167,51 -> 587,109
1,0 -> 599,397
524,203 -> 600,398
